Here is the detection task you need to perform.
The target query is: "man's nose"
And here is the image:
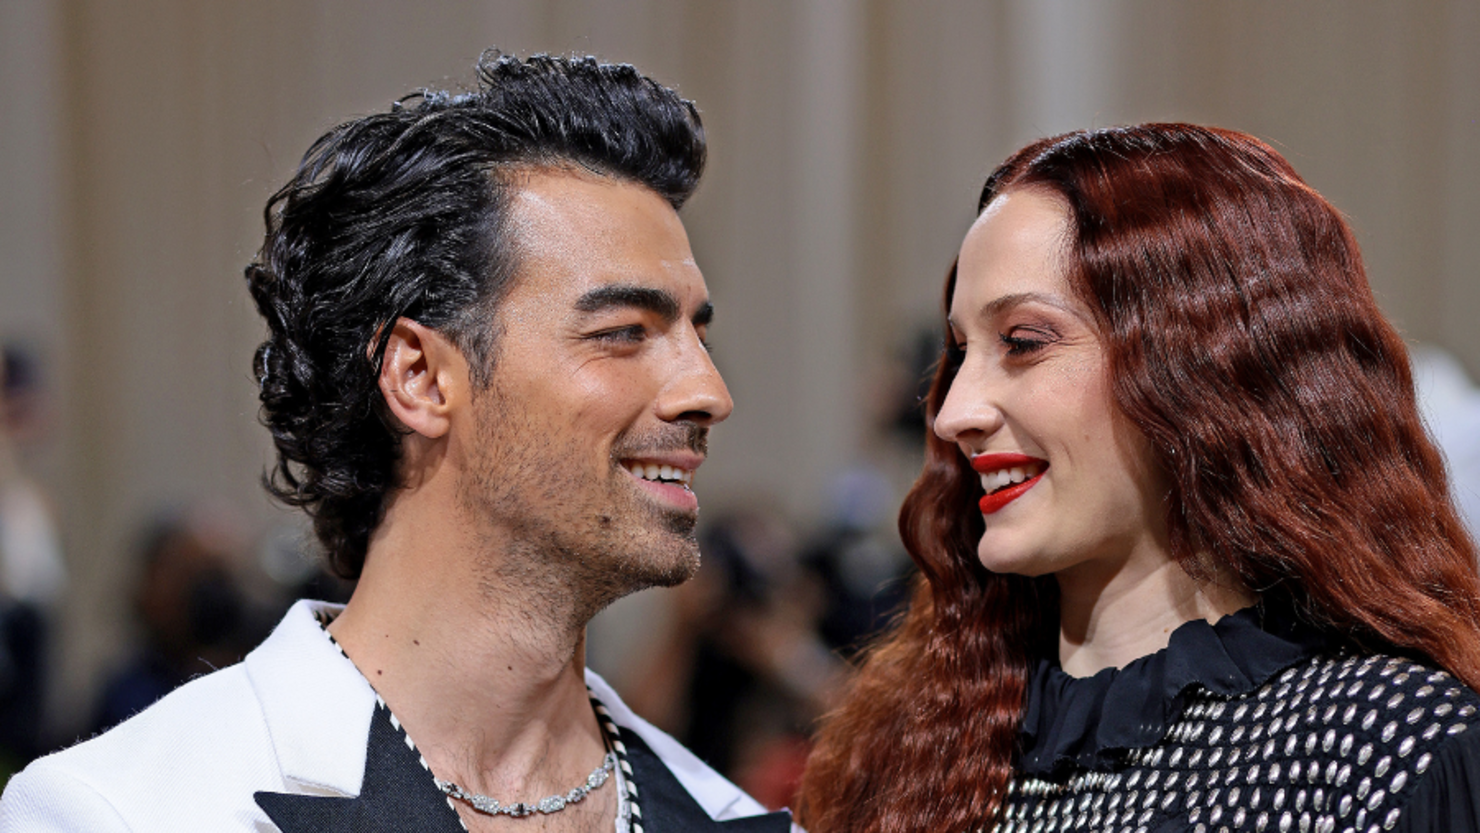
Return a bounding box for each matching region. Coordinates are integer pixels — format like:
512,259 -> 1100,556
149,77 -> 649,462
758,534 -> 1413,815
657,336 -> 733,426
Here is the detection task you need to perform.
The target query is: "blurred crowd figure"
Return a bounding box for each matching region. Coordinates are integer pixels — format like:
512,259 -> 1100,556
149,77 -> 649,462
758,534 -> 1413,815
89,508 -> 355,737
0,345 -> 66,775
90,510 -> 263,734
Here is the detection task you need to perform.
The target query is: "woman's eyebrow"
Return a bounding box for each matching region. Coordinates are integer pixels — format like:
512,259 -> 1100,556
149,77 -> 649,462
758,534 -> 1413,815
947,291 -> 1072,331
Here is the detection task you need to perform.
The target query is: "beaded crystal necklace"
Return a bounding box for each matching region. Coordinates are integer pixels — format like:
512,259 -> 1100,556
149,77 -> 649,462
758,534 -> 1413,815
433,751 -> 616,817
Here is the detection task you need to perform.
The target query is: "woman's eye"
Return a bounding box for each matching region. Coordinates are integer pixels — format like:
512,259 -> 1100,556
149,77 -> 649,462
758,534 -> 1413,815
1000,330 -> 1049,356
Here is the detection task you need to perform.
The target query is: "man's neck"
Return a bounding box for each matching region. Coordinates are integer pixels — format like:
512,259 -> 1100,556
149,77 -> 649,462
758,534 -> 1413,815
327,506 -> 610,810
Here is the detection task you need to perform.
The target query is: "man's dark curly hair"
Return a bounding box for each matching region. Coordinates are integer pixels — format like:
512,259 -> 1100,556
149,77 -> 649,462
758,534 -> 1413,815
245,52 -> 707,579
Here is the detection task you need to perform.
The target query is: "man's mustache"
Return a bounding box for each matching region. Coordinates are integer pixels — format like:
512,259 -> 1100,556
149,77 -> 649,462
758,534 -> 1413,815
614,424 -> 708,458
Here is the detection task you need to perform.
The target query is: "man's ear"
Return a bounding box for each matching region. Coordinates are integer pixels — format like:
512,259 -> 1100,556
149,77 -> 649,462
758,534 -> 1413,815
376,319 -> 466,439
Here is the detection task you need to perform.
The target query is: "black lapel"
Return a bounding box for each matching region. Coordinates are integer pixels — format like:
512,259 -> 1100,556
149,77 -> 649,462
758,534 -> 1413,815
621,731 -> 793,833
254,702 -> 464,832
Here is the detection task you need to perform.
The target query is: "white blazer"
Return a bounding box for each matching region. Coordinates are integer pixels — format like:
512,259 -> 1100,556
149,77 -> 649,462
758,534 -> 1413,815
0,600 -> 796,832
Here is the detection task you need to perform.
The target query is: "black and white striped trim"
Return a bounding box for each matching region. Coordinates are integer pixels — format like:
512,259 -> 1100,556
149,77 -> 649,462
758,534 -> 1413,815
592,691 -> 644,833
382,698 -> 470,829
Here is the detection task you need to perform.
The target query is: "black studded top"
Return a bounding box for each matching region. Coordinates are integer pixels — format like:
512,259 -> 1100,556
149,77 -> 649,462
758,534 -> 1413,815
995,605 -> 1480,833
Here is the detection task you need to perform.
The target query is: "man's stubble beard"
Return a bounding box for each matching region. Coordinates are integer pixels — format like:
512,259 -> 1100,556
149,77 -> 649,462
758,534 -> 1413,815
458,389 -> 707,625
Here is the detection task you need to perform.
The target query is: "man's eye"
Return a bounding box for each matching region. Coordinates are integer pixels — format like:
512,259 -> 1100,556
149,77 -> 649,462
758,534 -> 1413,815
591,325 -> 647,343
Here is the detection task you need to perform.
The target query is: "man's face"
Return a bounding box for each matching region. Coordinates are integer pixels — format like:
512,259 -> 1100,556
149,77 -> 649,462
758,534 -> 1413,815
454,170 -> 733,609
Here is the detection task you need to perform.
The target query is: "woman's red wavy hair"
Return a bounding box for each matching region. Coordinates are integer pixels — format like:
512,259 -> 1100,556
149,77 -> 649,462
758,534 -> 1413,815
797,124 -> 1480,832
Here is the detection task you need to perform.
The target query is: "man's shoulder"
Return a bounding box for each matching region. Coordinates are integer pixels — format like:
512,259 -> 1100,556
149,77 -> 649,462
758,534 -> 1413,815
0,661 -> 276,830
0,600 -> 369,832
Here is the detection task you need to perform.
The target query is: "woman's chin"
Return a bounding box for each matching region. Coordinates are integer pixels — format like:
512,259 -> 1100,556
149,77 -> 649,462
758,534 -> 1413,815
975,542 -> 1059,578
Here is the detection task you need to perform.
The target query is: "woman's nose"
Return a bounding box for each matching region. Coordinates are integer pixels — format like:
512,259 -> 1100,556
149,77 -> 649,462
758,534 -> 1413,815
932,362 -> 1003,447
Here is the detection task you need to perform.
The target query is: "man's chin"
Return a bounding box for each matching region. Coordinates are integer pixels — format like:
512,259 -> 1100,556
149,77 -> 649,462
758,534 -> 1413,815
582,543 -> 698,615
577,501 -> 701,603
624,532 -> 700,589
645,549 -> 700,588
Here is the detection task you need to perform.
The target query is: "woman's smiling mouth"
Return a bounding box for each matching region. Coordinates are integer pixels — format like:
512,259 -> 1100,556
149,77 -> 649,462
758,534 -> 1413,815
970,453 -> 1048,514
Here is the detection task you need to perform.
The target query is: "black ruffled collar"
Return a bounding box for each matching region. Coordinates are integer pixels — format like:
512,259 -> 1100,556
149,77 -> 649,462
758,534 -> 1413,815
1018,598 -> 1331,777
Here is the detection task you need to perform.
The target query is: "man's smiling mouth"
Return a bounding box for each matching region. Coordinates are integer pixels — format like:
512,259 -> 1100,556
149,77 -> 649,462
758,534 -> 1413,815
624,461 -> 694,490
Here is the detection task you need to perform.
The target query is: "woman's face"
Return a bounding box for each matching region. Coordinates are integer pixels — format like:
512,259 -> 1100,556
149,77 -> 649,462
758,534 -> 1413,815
935,188 -> 1172,583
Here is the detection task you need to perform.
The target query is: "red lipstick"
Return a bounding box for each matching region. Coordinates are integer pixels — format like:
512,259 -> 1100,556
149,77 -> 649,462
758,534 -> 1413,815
978,476 -> 1043,514
970,453 -> 1047,515
969,453 -> 1040,474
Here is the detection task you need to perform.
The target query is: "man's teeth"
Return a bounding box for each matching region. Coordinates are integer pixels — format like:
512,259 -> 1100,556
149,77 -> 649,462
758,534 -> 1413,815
980,463 -> 1045,494
628,463 -> 694,488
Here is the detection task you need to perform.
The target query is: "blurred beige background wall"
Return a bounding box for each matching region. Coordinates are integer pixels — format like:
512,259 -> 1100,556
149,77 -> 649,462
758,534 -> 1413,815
1,0 -> 1477,728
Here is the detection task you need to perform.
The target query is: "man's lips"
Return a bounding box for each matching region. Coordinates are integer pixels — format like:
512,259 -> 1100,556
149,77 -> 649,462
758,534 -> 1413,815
621,454 -> 702,512
970,452 -> 1048,515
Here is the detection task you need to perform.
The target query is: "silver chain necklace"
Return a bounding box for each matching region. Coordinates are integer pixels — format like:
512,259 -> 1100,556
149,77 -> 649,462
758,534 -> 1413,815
434,751 -> 617,818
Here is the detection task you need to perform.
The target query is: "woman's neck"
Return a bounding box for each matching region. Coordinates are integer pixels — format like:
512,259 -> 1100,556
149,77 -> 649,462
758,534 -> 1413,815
1056,554 -> 1254,678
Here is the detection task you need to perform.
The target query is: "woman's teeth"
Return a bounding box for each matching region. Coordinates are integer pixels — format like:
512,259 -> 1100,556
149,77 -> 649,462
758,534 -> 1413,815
628,463 -> 694,488
980,463 -> 1045,494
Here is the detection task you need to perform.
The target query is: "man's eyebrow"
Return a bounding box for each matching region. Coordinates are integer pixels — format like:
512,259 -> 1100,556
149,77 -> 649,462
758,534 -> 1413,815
573,285 -> 681,322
